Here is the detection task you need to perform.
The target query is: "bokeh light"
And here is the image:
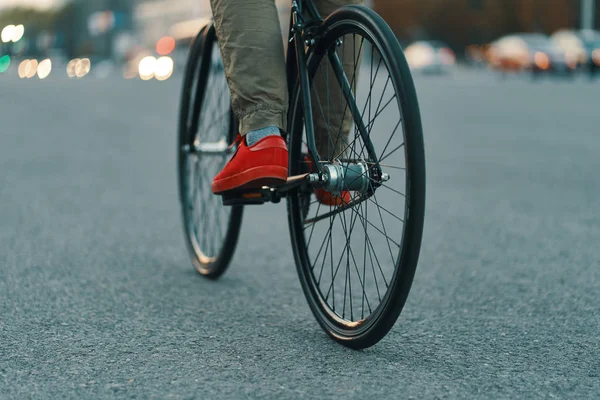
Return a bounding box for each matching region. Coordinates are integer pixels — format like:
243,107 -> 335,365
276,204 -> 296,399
0,55 -> 10,73
75,58 -> 91,78
138,56 -> 156,80
37,59 -> 52,79
67,58 -> 79,78
154,56 -> 174,81
534,52 -> 550,70
18,59 -> 38,79
1,25 -> 14,43
25,59 -> 38,78
156,36 -> 176,56
12,24 -> 24,42
404,43 -> 435,69
18,59 -> 27,78
66,58 -> 92,78
593,49 -> 600,66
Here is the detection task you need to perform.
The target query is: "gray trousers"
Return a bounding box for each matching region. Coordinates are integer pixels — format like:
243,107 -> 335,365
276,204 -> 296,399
209,0 -> 364,156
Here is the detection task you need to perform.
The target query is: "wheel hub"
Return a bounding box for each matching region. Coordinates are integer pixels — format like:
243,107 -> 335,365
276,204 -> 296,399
321,162 -> 368,194
307,162 -> 390,195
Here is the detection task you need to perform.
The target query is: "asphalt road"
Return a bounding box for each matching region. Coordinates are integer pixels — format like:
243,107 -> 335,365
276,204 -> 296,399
1,70 -> 599,399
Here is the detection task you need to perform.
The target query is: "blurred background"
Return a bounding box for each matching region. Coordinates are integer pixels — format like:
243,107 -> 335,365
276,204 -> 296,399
1,2 -> 599,396
0,0 -> 598,80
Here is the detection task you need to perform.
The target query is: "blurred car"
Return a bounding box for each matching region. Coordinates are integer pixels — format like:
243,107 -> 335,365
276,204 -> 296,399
488,33 -> 570,75
551,30 -> 600,74
579,30 -> 600,76
552,30 -> 600,72
404,41 -> 456,74
550,30 -> 587,69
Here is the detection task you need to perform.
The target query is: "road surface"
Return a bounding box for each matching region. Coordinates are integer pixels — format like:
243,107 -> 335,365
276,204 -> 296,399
1,70 -> 599,398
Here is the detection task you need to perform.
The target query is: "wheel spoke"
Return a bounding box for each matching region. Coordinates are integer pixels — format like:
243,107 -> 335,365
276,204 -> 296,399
181,41 -> 237,271
367,196 -> 404,223
346,204 -> 401,249
370,193 -> 399,267
290,24 -> 422,331
323,200 -> 362,302
379,142 -> 405,164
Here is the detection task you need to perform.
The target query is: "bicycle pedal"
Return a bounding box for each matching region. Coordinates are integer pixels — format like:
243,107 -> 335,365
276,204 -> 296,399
221,190 -> 267,206
220,174 -> 309,206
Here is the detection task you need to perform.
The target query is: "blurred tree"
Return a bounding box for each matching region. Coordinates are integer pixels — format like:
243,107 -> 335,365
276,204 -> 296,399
0,7 -> 58,56
54,3 -> 76,58
0,7 -> 57,31
0,5 -> 80,57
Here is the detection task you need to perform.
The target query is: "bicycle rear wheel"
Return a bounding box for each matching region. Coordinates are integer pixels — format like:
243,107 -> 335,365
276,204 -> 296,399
287,6 -> 426,348
178,24 -> 243,279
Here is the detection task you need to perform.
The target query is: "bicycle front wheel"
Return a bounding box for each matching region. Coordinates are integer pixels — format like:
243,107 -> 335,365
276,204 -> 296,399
178,24 -> 243,279
287,6 -> 426,348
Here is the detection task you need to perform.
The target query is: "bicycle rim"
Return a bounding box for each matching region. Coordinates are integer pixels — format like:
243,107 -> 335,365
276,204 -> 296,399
178,25 -> 243,279
287,6 -> 426,348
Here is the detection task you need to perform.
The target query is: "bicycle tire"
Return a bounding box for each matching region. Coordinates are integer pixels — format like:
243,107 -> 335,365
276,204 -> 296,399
178,24 -> 243,279
287,5 -> 426,348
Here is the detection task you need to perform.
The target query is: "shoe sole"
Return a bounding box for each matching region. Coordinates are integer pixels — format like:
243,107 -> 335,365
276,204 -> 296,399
212,165 -> 288,194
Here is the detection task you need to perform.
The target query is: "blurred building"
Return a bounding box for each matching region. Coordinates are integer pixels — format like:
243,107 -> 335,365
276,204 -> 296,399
66,0 -> 133,59
373,0 -> 596,51
132,0 -> 290,46
133,0 -> 211,47
2,0 -> 595,60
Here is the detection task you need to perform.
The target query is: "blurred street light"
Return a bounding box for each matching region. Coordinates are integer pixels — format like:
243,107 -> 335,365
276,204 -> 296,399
37,59 -> 52,79
0,55 -> 10,73
1,25 -> 15,43
156,36 -> 176,56
138,56 -> 156,80
154,56 -> 174,81
25,60 -> 38,78
75,58 -> 91,78
18,59 -> 39,79
67,59 -> 79,78
12,25 -> 24,42
18,59 -> 27,78
66,58 -> 91,78
1,24 -> 25,43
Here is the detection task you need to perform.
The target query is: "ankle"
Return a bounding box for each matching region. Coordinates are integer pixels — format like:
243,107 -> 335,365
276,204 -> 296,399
245,126 -> 280,146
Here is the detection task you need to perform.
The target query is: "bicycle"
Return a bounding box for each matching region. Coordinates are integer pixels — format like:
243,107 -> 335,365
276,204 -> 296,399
178,0 -> 425,349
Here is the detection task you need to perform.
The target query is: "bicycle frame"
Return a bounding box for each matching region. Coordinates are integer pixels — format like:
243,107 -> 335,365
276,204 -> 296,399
286,0 -> 379,174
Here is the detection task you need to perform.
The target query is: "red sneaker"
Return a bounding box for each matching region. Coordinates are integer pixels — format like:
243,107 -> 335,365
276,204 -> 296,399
302,155 -> 351,206
212,135 -> 288,194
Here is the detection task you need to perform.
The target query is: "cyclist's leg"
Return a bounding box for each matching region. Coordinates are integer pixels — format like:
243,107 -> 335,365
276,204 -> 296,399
209,0 -> 288,135
311,0 -> 365,159
209,0 -> 289,194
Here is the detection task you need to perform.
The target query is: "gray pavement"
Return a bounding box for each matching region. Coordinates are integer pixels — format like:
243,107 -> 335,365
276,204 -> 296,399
1,71 -> 599,398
